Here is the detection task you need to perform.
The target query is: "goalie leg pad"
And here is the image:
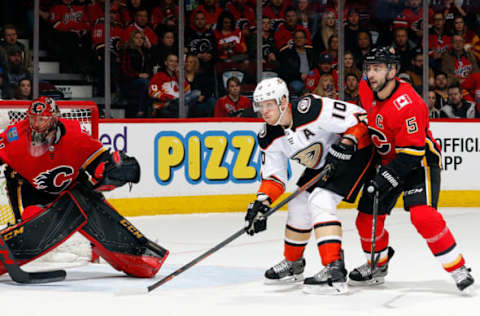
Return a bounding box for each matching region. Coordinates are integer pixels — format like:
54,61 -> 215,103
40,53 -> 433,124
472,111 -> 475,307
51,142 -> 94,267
0,191 -> 88,275
69,187 -> 169,278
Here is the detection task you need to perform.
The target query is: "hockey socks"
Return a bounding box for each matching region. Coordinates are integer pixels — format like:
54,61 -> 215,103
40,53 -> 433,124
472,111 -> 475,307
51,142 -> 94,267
355,212 -> 390,266
284,225 -> 310,262
314,221 -> 342,266
410,205 -> 465,272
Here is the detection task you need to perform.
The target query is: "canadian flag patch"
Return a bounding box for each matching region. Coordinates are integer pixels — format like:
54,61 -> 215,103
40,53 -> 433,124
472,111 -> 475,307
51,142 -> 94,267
393,94 -> 412,110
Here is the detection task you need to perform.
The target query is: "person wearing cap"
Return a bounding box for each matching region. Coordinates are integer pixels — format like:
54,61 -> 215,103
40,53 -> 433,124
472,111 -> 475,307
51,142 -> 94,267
304,51 -> 338,93
0,25 -> 32,73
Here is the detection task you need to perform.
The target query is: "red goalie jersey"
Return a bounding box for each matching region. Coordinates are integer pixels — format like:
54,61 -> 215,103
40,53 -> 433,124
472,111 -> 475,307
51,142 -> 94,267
359,78 -> 441,167
0,119 -> 105,195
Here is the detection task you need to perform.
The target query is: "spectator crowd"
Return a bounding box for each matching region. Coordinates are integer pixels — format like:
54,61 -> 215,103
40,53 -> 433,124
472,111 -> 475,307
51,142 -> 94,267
0,0 -> 480,119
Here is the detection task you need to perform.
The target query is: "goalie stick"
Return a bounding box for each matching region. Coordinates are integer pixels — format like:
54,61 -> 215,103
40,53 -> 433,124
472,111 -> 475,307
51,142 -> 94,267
116,165 -> 332,296
0,234 -> 66,284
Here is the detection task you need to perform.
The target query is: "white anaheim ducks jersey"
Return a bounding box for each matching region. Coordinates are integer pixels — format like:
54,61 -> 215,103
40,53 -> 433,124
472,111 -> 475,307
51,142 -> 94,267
258,94 -> 367,185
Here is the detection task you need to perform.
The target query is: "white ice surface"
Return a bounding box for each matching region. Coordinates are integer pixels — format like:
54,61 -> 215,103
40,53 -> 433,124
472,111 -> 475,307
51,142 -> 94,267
2,208 -> 479,316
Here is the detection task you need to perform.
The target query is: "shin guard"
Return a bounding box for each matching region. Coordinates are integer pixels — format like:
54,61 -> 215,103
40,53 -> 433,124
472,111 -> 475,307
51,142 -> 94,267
69,188 -> 169,278
410,205 -> 465,272
355,212 -> 390,266
0,191 -> 87,275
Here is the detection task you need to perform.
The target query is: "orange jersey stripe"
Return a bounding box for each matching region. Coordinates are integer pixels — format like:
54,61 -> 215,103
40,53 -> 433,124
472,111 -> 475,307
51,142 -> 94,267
343,123 -> 371,149
258,179 -> 285,203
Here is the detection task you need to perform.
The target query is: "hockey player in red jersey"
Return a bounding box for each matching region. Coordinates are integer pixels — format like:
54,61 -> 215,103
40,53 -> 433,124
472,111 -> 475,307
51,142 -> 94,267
244,77 -> 375,294
350,46 -> 474,292
0,96 -> 169,278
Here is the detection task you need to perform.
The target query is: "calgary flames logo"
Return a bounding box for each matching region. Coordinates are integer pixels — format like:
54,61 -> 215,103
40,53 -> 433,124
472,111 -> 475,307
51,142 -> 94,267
31,102 -> 47,115
33,166 -> 75,193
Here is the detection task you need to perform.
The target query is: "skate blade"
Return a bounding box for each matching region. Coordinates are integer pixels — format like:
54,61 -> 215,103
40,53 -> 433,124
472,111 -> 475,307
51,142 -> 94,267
348,276 -> 385,286
458,284 -> 476,296
264,274 -> 304,285
302,282 -> 348,295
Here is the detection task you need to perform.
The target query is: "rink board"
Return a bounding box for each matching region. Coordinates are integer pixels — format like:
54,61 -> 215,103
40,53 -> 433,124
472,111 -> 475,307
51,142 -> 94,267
98,119 -> 480,216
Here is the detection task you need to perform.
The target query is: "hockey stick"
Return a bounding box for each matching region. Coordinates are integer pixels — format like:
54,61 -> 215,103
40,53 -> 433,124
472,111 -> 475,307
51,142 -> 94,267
116,165 -> 332,295
368,186 -> 380,275
0,234 -> 66,284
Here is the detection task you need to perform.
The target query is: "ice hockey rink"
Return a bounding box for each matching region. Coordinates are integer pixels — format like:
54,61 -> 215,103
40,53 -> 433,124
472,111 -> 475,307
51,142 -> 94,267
1,207 -> 479,316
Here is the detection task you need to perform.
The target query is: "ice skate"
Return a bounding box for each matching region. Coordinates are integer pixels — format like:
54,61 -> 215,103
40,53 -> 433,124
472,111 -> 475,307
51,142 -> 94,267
348,247 -> 395,286
264,258 -> 305,285
451,266 -> 475,294
303,258 -> 348,294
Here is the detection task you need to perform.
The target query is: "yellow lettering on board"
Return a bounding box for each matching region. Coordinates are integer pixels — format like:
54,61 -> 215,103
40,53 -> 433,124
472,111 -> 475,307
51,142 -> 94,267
157,136 -> 185,182
232,135 -> 257,179
204,136 -> 228,180
188,135 -> 201,181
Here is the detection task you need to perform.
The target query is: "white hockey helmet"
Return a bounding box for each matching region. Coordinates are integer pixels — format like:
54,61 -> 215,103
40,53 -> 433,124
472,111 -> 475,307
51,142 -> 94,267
253,77 -> 289,112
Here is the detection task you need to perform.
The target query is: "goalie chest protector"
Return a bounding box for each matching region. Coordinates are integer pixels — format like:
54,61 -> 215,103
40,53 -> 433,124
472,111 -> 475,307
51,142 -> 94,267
0,119 -> 105,195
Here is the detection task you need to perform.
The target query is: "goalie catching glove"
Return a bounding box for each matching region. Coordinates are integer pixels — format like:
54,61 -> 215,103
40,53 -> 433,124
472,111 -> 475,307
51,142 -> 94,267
245,200 -> 270,235
85,150 -> 140,191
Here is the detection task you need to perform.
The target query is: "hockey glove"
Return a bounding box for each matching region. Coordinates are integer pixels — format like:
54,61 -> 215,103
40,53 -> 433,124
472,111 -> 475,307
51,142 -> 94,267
245,200 -> 270,236
369,166 -> 401,200
93,151 -> 140,191
324,142 -> 355,180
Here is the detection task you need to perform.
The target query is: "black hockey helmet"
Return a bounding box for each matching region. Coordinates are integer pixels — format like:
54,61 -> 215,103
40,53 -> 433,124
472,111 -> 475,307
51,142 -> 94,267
363,46 -> 401,70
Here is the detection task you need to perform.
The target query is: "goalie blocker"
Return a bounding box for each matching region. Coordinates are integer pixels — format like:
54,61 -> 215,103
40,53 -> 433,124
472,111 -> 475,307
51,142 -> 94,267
0,184 -> 168,278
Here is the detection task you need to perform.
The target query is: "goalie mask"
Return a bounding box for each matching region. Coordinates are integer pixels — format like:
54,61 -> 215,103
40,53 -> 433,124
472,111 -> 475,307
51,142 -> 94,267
27,96 -> 61,155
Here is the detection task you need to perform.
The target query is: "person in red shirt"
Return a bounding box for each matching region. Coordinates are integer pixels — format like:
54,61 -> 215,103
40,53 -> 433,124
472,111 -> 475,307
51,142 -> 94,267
226,0 -> 256,29
148,53 -> 191,118
349,46 -> 474,293
189,0 -> 224,30
263,0 -> 292,30
461,72 -> 480,112
214,76 -> 252,117
214,11 -> 248,63
151,0 -> 178,33
121,7 -> 158,50
0,96 -> 168,278
441,34 -> 480,85
91,5 -> 124,96
429,11 -> 451,70
274,6 -> 312,51
49,0 -> 91,73
304,52 -> 338,93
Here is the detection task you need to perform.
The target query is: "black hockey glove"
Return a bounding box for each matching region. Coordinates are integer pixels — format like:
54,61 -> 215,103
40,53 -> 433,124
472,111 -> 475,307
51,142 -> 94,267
324,142 -> 355,180
368,166 -> 401,200
245,200 -> 270,236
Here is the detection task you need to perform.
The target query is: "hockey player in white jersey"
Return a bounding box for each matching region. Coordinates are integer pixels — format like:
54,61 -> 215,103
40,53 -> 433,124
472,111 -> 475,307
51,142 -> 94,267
244,77 -> 375,294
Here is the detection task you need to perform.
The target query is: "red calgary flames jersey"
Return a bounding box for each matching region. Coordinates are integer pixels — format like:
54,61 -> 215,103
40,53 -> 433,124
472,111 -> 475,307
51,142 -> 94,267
359,78 -> 441,167
0,119 -> 105,194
